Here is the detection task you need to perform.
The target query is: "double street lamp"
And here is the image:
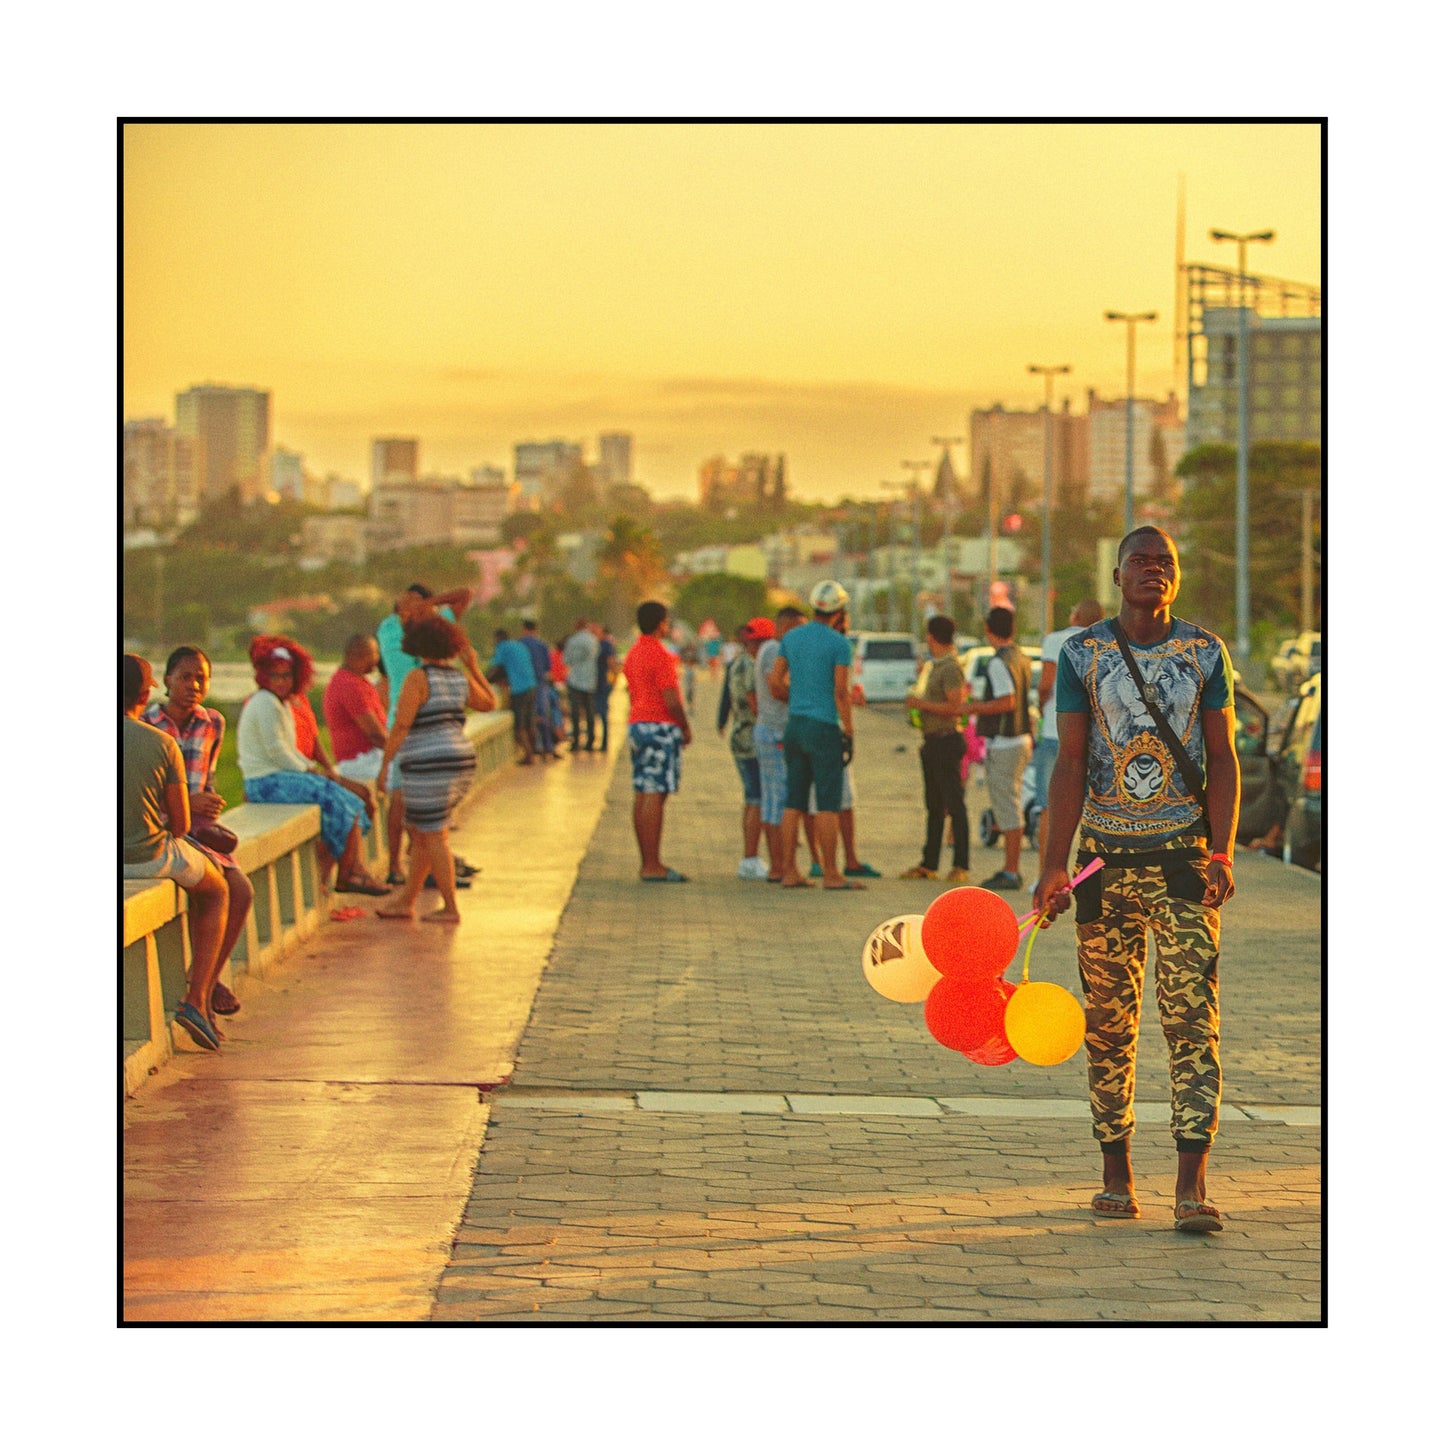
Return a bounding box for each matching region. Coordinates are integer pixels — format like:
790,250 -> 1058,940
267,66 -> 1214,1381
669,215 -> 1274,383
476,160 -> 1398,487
1104,310 -> 1157,539
1210,226 -> 1275,663
1027,364 -> 1070,637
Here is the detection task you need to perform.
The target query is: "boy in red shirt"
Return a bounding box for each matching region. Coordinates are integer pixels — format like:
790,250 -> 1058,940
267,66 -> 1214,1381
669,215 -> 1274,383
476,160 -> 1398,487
622,600 -> 692,881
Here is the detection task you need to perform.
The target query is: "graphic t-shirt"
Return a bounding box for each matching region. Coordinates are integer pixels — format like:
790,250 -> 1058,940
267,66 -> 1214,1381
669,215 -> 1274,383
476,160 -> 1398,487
1056,617 -> 1233,850
777,622 -> 852,724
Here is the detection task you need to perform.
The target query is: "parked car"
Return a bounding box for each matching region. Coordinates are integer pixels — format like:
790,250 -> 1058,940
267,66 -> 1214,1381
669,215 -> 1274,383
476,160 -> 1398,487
1269,631 -> 1320,693
1234,673 -> 1322,868
848,631 -> 921,702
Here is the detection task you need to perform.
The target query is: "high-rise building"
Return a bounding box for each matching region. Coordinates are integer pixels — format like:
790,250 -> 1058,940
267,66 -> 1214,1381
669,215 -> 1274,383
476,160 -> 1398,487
366,477 -> 511,552
514,440 -> 583,503
698,453 -> 786,510
1085,391 -> 1186,506
969,403 -> 1089,514
1184,265 -> 1322,450
175,385 -> 271,503
123,418 -> 200,528
271,447 -> 305,502
598,432 -> 633,487
372,438 -> 420,490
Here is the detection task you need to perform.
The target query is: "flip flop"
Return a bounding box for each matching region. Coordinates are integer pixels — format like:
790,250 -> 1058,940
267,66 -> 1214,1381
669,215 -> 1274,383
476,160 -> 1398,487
1174,1200 -> 1224,1233
824,880 -> 867,891
375,908 -> 416,920
641,869 -> 689,883
336,877 -> 391,896
329,905 -> 366,922
210,982 -> 241,1016
845,863 -> 882,878
1091,1191 -> 1141,1219
174,1000 -> 219,1052
781,879 -> 814,889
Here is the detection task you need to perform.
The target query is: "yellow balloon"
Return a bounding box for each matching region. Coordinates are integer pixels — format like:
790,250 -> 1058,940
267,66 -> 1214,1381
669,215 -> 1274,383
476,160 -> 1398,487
862,914 -> 942,1003
1004,982 -> 1086,1066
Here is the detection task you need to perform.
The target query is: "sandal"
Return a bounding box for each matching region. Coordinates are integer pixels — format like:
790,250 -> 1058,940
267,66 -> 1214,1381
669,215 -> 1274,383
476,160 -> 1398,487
336,875 -> 390,896
1174,1199 -> 1224,1233
1091,1191 -> 1140,1219
210,981 -> 241,1016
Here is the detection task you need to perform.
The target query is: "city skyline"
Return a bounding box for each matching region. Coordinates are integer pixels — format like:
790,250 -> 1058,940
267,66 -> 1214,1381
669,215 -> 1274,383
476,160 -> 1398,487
123,122 -> 1322,504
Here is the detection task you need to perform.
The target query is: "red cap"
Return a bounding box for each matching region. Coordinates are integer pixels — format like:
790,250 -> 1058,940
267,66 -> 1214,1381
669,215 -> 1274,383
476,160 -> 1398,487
742,617 -> 776,641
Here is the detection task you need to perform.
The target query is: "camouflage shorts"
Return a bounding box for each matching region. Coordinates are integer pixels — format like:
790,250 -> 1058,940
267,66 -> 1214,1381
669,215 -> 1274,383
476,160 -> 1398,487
1073,857 -> 1221,1150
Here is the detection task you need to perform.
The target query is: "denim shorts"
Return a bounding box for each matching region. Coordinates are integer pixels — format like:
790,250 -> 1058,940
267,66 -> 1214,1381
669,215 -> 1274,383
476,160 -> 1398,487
753,722 -> 787,826
1032,736 -> 1059,805
733,753 -> 762,806
629,722 -> 683,794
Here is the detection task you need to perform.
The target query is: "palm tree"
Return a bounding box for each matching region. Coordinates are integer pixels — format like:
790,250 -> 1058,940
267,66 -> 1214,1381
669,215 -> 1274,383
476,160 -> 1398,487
598,515 -> 667,632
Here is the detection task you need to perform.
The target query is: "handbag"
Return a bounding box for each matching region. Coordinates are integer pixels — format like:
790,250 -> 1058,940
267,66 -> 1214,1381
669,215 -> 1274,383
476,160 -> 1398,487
1107,619 -> 1211,834
189,820 -> 238,855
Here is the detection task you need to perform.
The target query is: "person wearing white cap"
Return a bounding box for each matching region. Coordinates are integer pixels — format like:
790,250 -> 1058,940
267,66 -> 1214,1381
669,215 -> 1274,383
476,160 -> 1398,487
765,581 -> 864,891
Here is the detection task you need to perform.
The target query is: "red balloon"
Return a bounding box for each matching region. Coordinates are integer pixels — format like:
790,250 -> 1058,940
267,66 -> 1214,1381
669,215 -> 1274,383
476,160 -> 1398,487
920,886 -> 1020,981
924,977 -> 1016,1054
963,1033 -> 1018,1067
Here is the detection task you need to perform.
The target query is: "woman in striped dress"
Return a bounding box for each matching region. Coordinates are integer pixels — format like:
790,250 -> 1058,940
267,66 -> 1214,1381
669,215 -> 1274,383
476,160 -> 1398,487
375,614 -> 496,923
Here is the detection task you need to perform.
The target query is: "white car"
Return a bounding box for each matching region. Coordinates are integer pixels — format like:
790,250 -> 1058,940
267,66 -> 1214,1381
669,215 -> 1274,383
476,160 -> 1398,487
848,632 -> 921,702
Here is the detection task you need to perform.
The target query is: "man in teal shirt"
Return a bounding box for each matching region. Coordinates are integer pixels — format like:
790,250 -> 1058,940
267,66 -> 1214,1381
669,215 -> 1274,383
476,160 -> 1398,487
765,580 -> 861,890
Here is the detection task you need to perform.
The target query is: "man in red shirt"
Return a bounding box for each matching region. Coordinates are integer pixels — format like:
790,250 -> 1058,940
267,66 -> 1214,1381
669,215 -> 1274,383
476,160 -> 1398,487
622,600 -> 693,881
323,634 -> 390,785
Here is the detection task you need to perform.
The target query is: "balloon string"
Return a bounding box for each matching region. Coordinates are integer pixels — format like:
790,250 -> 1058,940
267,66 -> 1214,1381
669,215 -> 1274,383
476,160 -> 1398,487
1020,913 -> 1046,985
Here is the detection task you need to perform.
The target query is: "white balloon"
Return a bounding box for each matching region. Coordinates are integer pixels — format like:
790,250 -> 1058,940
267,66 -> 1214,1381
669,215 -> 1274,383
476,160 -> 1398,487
862,914 -> 942,1003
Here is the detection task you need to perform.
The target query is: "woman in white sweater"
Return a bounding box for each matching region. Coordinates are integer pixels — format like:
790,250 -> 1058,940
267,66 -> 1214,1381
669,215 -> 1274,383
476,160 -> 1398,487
237,634 -> 388,894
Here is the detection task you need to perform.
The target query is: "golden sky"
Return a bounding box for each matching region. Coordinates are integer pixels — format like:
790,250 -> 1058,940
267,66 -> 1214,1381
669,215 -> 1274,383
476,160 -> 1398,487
123,121 -> 1321,503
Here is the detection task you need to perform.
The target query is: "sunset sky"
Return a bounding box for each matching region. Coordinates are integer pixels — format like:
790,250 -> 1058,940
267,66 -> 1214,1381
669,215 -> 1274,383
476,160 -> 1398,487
123,122 -> 1321,503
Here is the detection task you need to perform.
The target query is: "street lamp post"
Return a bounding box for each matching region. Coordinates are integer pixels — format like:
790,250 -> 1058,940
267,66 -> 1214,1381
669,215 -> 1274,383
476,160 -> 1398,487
1104,311 -> 1157,539
881,484 -> 901,631
902,460 -> 930,637
1026,365 -> 1070,638
1210,227 -> 1275,663
932,435 -> 963,623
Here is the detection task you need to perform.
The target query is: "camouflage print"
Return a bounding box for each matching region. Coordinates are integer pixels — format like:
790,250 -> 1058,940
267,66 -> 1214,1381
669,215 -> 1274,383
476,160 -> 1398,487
1075,861 -> 1221,1149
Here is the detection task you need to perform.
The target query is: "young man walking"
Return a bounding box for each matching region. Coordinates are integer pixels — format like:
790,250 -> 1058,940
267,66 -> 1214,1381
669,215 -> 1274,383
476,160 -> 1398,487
1035,526 -> 1240,1233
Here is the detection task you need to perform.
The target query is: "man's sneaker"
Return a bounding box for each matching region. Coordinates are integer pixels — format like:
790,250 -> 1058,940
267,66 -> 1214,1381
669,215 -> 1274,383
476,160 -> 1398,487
945,868 -> 970,883
737,857 -> 769,880
980,869 -> 1023,891
899,865 -> 938,879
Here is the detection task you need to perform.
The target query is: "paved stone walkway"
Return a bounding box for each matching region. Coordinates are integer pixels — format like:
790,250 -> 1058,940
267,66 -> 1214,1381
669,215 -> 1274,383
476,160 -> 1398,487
432,679 -> 1321,1323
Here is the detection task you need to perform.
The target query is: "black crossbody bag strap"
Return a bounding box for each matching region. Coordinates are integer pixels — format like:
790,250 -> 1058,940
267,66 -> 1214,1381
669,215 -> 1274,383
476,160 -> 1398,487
1108,619 -> 1211,828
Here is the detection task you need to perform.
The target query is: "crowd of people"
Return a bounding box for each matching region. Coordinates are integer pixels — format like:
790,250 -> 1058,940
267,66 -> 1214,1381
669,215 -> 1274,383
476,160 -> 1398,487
125,527 -> 1244,1232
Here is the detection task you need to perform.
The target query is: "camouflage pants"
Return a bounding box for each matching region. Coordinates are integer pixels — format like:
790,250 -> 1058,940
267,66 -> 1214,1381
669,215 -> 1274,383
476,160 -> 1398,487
1074,860 -> 1221,1150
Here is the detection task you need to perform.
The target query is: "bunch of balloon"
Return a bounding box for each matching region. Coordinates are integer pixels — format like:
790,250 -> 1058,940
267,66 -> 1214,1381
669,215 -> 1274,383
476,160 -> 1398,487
918,886 -> 1022,1065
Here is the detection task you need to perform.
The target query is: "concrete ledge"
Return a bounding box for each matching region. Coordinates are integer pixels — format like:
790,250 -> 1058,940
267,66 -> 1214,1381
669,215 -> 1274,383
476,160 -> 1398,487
123,708 -> 521,1098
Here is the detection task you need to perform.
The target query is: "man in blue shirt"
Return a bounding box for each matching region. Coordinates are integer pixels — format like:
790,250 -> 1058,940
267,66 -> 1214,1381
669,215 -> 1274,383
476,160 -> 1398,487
489,628 -> 539,765
765,580 -> 862,890
1035,526 -> 1240,1235
520,619 -> 559,758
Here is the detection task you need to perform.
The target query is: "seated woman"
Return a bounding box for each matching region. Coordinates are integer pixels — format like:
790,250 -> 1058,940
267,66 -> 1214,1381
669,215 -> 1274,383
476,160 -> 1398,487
236,634 -> 388,895
123,655 -> 229,1052
376,614 -> 495,923
141,645 -> 255,1017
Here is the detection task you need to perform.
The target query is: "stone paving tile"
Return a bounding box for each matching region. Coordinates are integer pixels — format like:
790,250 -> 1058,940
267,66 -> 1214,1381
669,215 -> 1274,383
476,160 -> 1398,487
427,693 -> 1320,1324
